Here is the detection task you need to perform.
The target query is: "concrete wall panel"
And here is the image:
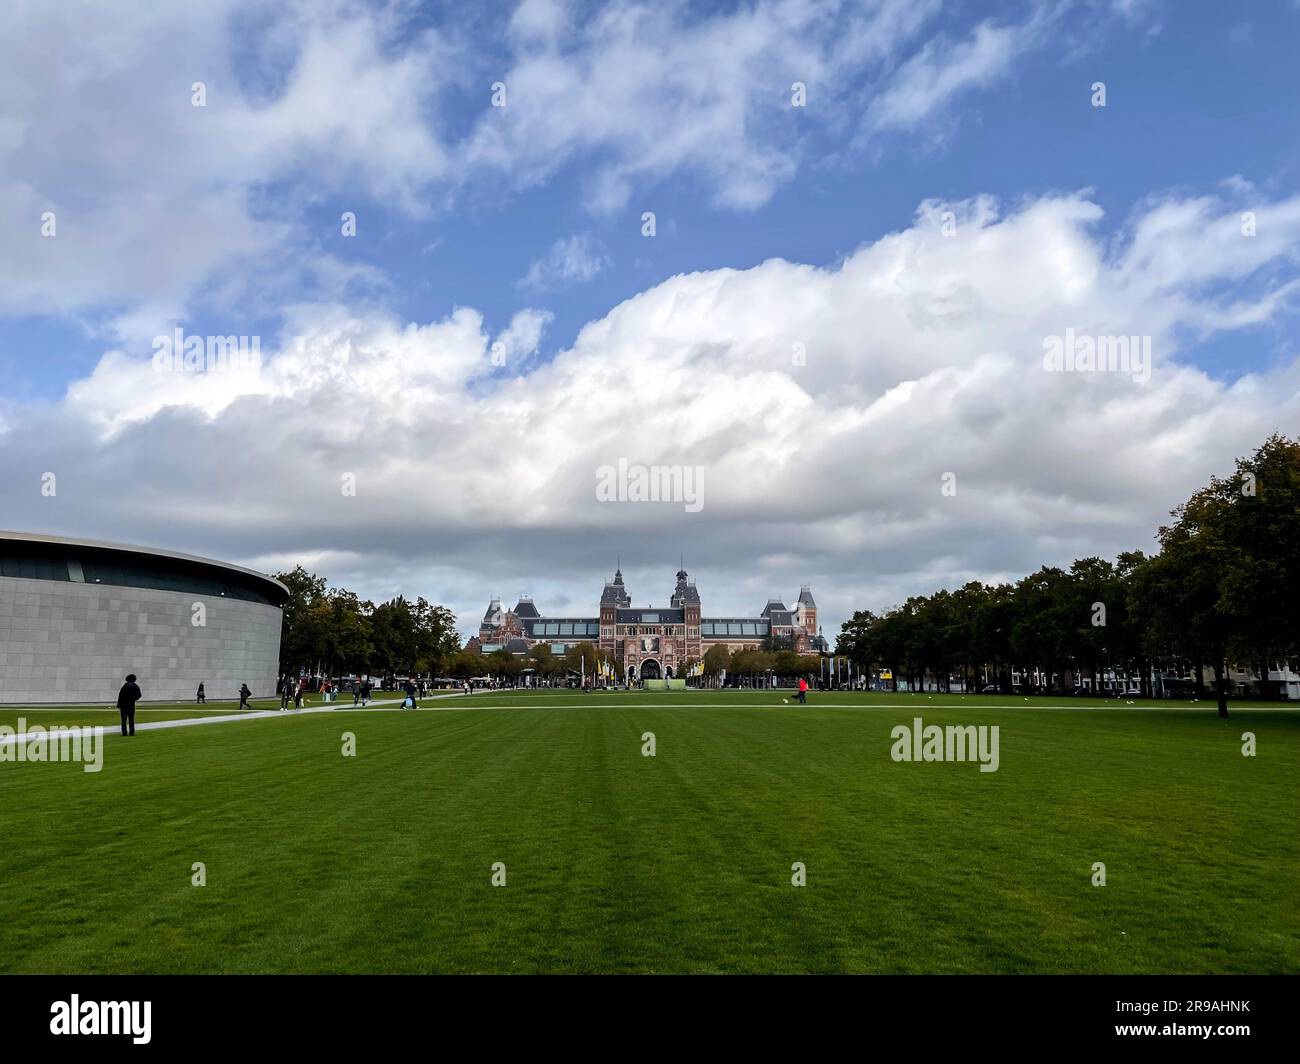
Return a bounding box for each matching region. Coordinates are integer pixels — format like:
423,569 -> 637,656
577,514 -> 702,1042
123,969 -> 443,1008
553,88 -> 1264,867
0,577 -> 282,704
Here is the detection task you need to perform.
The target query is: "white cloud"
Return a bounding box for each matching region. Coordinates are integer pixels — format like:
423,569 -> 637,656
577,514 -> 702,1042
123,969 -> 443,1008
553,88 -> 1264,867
508,0 -> 572,44
0,0 -> 451,320
4,185 -> 1298,637
494,308 -> 553,363
866,18 -> 1032,132
459,0 -> 1062,212
0,0 -> 1123,331
518,234 -> 610,290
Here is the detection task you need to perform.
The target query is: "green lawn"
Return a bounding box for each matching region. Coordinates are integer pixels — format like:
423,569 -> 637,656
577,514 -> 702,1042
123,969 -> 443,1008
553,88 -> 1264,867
1,691 -> 1296,973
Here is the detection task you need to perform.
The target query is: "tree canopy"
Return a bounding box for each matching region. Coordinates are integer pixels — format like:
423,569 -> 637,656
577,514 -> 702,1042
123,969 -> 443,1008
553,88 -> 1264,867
836,435 -> 1300,716
274,566 -> 460,678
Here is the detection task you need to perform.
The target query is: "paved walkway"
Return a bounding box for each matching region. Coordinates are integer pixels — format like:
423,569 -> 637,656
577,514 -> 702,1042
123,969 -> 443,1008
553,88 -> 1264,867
0,693 -> 475,746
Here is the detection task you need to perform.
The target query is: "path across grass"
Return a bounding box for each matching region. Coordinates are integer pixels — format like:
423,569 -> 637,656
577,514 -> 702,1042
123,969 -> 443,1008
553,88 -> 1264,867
0,692 -> 408,731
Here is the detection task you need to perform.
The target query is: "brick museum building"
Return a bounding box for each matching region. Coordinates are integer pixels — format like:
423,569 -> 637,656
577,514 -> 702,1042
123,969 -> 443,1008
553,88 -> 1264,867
470,567 -> 828,680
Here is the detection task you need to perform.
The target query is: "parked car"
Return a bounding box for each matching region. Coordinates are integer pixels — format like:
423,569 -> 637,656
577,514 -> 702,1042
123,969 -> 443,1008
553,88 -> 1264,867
980,684 -> 1000,694
1121,688 -> 1141,697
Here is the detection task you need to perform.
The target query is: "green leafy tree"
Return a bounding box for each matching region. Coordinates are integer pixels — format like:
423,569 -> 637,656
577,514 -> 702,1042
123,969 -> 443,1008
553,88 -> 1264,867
487,648 -> 520,681
274,566 -> 328,675
834,436 -> 1299,713
1147,434 -> 1300,715
528,643 -> 557,684
702,643 -> 730,686
326,589 -> 374,675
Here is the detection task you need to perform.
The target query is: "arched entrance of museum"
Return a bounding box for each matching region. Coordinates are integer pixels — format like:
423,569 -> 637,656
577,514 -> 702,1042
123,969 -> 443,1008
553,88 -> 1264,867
639,658 -> 663,681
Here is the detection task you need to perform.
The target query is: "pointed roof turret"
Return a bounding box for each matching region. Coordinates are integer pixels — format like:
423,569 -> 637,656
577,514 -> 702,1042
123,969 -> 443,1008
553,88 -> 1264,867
601,565 -> 631,607
670,565 -> 700,606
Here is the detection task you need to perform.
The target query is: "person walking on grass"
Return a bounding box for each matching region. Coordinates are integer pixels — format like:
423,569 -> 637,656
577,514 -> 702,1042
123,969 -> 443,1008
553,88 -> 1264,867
280,676 -> 292,710
117,673 -> 142,737
239,683 -> 253,710
196,682 -> 206,705
403,678 -> 418,710
294,677 -> 305,709
796,676 -> 809,705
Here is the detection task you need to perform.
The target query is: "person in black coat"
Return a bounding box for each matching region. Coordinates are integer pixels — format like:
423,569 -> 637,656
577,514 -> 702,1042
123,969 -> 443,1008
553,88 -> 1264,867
117,673 -> 142,736
196,682 -> 206,704
239,683 -> 253,710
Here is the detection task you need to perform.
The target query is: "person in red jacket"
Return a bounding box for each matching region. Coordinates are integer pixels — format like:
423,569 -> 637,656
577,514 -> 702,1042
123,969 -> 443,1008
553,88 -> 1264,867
797,677 -> 809,704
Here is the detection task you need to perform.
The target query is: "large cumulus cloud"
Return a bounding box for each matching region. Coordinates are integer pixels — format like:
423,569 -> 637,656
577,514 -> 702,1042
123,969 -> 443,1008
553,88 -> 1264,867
3,187 -> 1298,637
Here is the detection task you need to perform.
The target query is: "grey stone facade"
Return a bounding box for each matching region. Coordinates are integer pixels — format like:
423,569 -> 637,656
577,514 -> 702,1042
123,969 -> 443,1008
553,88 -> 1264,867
0,576 -> 283,704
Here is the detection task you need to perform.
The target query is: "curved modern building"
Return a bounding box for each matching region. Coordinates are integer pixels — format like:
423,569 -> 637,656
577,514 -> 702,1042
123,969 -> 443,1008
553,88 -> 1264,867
0,531 -> 287,704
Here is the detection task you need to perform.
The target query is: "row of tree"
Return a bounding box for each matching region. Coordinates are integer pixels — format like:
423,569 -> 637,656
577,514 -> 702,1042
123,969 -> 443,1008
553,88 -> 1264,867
277,593 -> 622,685
835,435 -> 1300,717
275,568 -> 460,679
446,642 -> 826,686
450,642 -> 613,683
700,644 -> 823,685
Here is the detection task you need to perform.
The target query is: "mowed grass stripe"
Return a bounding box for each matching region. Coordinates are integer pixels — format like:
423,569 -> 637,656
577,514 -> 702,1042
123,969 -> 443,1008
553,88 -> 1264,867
0,704 -> 1295,973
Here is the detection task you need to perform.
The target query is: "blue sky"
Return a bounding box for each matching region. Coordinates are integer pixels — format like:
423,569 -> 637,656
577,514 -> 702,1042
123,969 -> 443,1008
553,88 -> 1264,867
1,0 -> 1298,638
5,0 -> 1299,397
